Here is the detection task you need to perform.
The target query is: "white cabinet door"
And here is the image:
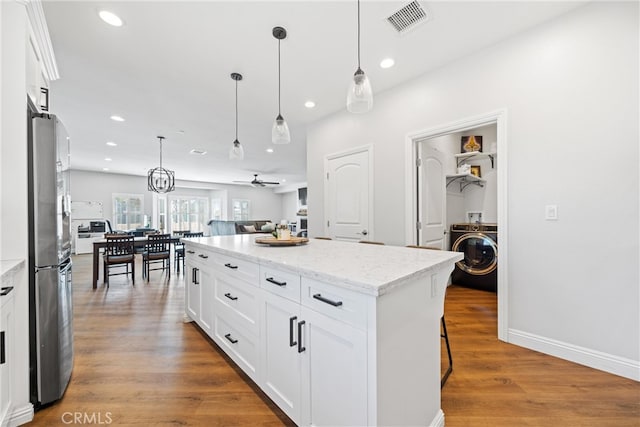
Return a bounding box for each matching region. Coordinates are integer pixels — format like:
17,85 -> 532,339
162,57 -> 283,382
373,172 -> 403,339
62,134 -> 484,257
185,261 -> 200,322
300,306 -> 368,427
260,290 -> 302,424
0,287 -> 15,424
198,269 -> 214,336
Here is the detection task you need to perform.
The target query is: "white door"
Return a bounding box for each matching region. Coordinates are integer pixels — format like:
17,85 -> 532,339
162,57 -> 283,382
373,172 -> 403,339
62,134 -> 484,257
260,291 -> 302,424
300,307 -> 368,427
418,143 -> 446,248
325,148 -> 371,241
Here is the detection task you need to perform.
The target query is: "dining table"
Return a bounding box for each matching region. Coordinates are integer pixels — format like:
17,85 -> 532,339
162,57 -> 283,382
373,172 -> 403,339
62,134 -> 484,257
91,235 -> 180,289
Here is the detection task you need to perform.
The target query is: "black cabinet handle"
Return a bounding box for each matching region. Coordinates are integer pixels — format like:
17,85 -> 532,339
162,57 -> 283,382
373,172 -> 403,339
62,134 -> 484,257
313,293 -> 343,307
297,321 -> 306,353
266,277 -> 286,287
192,267 -> 199,285
0,287 -> 13,296
224,263 -> 238,270
289,316 -> 297,347
0,331 -> 5,364
198,254 -> 209,259
224,333 -> 238,344
187,250 -> 195,254
224,293 -> 238,301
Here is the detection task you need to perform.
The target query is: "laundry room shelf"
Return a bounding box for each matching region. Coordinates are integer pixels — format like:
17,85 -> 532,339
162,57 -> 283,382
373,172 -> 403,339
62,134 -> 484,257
454,151 -> 496,168
446,173 -> 486,191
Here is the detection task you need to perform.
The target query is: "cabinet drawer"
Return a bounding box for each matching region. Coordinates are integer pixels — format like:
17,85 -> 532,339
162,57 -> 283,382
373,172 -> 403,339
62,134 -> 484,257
260,266 -> 301,303
213,253 -> 259,286
301,278 -> 368,330
184,246 -> 213,267
213,271 -> 259,335
214,312 -> 258,381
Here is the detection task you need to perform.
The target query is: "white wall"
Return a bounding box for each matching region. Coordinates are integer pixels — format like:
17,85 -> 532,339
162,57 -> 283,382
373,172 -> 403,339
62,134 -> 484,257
281,190 -> 298,224
70,170 -> 285,225
307,2 -> 639,378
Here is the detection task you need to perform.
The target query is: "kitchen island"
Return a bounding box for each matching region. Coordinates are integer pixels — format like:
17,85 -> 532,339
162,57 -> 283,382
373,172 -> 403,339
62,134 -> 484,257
182,234 -> 463,426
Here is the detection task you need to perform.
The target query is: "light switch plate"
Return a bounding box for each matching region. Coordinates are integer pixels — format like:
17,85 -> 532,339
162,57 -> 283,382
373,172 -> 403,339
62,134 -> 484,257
545,205 -> 558,220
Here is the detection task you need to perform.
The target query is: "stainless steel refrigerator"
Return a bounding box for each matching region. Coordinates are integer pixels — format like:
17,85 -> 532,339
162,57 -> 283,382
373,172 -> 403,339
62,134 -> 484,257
27,99 -> 74,408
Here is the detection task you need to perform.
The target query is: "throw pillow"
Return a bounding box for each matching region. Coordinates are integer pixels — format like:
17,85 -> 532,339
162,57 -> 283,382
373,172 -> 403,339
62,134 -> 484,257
261,222 -> 275,232
244,225 -> 256,233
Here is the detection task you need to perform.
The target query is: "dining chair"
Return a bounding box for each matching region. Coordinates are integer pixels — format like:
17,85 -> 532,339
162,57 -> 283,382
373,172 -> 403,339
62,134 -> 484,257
142,234 -> 171,281
175,231 -> 203,272
103,234 -> 135,287
406,244 -> 453,388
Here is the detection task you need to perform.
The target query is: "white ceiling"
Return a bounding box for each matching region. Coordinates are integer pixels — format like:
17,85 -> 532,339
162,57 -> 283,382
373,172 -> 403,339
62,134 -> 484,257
43,1 -> 586,187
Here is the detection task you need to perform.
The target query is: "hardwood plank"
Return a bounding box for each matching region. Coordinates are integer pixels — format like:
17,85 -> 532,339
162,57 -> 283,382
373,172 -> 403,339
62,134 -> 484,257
29,256 -> 639,426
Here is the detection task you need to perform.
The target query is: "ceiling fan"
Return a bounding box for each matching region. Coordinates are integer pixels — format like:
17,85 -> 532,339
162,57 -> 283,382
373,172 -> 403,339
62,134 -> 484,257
233,174 -> 280,187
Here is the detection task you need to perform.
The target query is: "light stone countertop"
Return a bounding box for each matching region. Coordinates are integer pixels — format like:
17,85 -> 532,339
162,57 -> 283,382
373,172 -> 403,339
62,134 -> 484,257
1,259 -> 25,285
183,235 -> 463,296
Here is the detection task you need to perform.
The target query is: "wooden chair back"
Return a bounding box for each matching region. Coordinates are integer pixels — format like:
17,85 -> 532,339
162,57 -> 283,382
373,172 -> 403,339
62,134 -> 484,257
183,232 -> 204,238
145,234 -> 171,254
104,234 -> 134,259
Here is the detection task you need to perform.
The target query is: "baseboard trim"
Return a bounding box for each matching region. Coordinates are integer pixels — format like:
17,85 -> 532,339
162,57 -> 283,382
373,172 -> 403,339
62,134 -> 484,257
508,328 -> 640,381
430,409 -> 445,427
7,402 -> 34,426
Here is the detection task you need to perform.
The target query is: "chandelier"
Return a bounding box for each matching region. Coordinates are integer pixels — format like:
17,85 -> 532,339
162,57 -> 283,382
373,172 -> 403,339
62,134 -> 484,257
147,136 -> 175,193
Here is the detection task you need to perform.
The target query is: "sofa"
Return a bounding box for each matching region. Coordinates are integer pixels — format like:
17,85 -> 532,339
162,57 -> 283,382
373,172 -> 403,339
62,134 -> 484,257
234,220 -> 273,234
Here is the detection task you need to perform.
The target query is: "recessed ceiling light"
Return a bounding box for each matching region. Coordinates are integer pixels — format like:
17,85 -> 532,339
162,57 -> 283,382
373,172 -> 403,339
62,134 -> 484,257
102,168 -> 110,171
380,58 -> 395,69
99,10 -> 123,27
106,141 -> 117,147
104,157 -> 112,161
266,148 -> 274,153
304,101 -> 316,109
110,115 -> 125,122
189,149 -> 207,155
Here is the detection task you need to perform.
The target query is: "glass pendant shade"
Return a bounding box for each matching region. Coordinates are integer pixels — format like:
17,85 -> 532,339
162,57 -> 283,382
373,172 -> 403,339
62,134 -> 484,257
229,139 -> 244,160
272,114 -> 290,144
347,67 -> 373,113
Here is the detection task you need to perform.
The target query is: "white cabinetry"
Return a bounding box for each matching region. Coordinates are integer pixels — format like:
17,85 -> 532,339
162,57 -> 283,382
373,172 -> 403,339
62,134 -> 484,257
0,285 -> 15,425
184,247 -> 213,336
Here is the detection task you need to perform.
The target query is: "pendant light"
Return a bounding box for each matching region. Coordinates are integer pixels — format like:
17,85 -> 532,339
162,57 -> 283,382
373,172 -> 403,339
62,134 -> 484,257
272,26 -> 290,144
347,0 -> 373,113
147,136 -> 175,193
229,72 -> 245,160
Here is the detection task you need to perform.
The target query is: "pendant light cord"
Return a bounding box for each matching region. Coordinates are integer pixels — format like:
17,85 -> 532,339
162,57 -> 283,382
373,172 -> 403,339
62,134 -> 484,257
278,38 -> 282,115
158,137 -> 164,169
235,79 -> 238,140
357,0 -> 361,69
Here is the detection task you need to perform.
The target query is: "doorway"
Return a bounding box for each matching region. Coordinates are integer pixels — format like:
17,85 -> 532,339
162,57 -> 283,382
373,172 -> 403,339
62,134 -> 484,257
404,110 -> 509,341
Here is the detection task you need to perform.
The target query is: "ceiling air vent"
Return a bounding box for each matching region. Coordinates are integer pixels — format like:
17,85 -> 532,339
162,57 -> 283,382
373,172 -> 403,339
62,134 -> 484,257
386,1 -> 428,34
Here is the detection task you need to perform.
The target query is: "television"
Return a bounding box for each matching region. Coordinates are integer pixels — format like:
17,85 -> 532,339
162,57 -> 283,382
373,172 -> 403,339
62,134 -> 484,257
298,187 -> 307,206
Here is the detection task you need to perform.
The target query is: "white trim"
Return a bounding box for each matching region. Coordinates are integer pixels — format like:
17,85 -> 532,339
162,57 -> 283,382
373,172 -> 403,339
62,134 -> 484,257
508,328 -> 640,382
404,109 -> 509,341
22,0 -> 59,81
323,145 -> 374,240
430,409 -> 445,427
7,403 -> 34,426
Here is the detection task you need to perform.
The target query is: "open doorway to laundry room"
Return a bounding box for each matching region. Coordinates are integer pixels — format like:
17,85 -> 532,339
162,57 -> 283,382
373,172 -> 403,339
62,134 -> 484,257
404,110 -> 509,341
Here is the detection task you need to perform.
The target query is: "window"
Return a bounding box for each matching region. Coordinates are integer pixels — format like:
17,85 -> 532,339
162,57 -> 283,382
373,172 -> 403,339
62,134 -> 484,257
211,198 -> 222,220
232,199 -> 250,221
112,193 -> 144,231
169,196 -> 209,234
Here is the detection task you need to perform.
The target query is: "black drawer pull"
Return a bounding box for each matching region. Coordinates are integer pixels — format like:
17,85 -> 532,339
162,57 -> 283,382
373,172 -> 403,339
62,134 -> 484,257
224,293 -> 238,301
0,287 -> 13,296
0,331 -> 4,364
266,277 -> 286,287
297,321 -> 306,353
289,316 -> 297,347
186,250 -> 195,254
224,333 -> 238,344
192,267 -> 199,285
313,293 -> 343,307
224,263 -> 238,270
198,254 -> 209,259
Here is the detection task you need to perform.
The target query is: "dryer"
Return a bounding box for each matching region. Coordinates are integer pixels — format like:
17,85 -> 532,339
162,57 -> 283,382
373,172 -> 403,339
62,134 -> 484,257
449,223 -> 498,292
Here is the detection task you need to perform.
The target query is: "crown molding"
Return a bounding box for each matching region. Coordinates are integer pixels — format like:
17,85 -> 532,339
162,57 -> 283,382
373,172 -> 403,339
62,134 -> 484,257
20,0 -> 60,81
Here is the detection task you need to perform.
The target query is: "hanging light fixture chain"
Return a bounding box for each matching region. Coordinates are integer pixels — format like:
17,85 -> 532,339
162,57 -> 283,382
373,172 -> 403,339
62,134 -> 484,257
235,79 -> 238,140
357,0 -> 361,69
278,38 -> 282,115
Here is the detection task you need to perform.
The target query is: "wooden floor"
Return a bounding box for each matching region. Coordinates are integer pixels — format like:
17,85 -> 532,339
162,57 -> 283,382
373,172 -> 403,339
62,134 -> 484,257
30,255 -> 639,426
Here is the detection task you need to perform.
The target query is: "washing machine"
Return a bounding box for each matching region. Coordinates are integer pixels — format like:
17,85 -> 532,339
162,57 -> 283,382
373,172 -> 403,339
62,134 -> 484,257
449,223 -> 498,292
